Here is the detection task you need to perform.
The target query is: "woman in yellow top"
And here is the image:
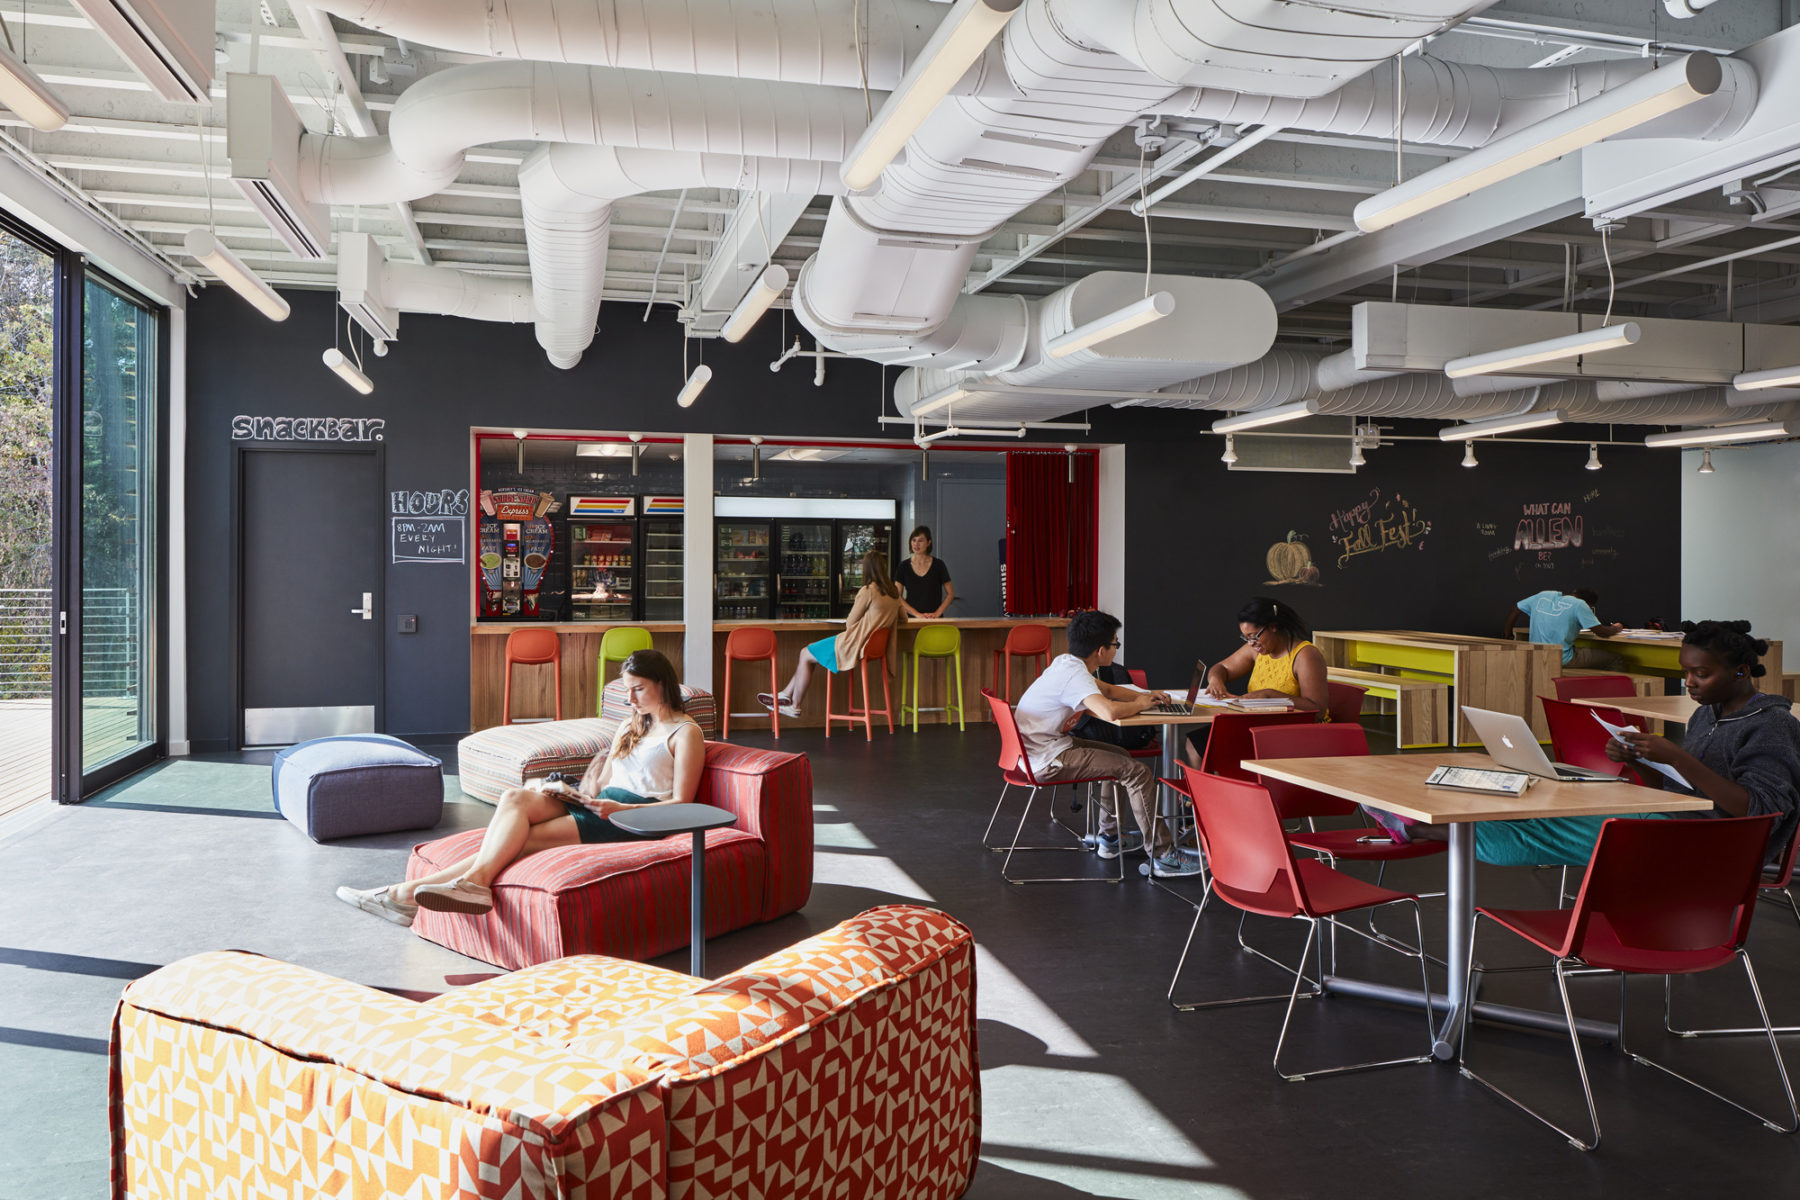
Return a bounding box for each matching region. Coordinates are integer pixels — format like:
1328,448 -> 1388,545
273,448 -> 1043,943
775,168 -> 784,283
760,551 -> 904,718
1183,596 -> 1329,767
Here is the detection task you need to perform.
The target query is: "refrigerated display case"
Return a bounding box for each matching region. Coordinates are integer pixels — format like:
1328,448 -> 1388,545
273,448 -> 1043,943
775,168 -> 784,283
640,495 -> 684,621
775,521 -> 833,620
567,496 -> 636,623
835,520 -> 895,614
716,521 -> 772,620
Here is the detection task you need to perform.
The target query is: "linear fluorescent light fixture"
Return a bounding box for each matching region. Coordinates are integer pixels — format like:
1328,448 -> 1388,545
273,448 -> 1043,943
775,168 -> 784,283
184,229 -> 290,321
840,0 -> 1021,191
1436,409 -> 1568,440
721,265 -> 789,343
1643,421 -> 1790,447
913,384 -> 972,419
1047,292 -> 1175,359
1444,323 -> 1639,379
321,348 -> 373,395
1212,401 -> 1313,433
0,44 -> 70,131
1354,53 -> 1726,233
1732,363 -> 1800,392
675,364 -> 713,408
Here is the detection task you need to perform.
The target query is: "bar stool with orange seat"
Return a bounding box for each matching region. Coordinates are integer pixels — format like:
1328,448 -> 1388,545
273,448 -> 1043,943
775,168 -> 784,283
722,626 -> 781,740
991,623 -> 1052,704
825,627 -> 895,741
502,628 -> 562,725
596,626 -> 654,692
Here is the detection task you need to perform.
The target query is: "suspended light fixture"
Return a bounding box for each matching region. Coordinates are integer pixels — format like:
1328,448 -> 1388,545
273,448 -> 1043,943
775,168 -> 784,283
0,42 -> 70,131
513,429 -> 528,472
1220,434 -> 1238,465
1643,421 -> 1790,447
913,383 -> 972,418
1585,443 -> 1603,471
840,0 -> 1022,191
321,348 -> 372,395
750,436 -> 763,481
184,230 -> 290,321
1353,52 -> 1729,232
1435,409 -> 1568,440
1046,292 -> 1176,359
675,363 -> 712,408
1461,441 -> 1479,468
1731,363 -> 1800,392
1348,437 -> 1366,467
1698,448 -> 1716,473
720,266 -> 789,343
1443,324 -> 1639,378
1212,401 -> 1312,433
630,432 -> 642,476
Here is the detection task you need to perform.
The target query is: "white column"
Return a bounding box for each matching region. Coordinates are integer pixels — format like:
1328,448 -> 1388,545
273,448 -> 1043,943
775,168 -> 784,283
166,305 -> 189,755
682,434 -> 714,687
1097,444 -> 1126,621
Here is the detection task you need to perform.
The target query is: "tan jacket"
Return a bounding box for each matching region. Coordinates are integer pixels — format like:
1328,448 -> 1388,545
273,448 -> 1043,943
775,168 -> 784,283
835,584 -> 904,669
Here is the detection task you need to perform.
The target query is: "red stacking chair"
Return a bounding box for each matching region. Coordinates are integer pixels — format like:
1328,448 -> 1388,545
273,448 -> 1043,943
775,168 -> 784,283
1552,674 -> 1638,703
1250,723 -> 1447,865
1167,766 -> 1434,1081
1541,696 -> 1642,777
980,689 -> 1125,885
1326,681 -> 1367,726
1119,668 -> 1163,762
502,628 -> 561,725
1667,826 -> 1800,1036
1461,814 -> 1796,1151
1199,710 -> 1318,782
1126,668 -> 1149,689
825,627 -> 894,741
721,626 -> 780,740
991,623 -> 1052,703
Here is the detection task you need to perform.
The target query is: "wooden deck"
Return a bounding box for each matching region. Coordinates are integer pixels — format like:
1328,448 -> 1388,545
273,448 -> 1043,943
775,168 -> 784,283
0,698 -> 144,820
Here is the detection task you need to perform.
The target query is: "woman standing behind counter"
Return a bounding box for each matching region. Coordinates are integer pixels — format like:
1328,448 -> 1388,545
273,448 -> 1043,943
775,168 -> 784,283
899,526 -> 955,620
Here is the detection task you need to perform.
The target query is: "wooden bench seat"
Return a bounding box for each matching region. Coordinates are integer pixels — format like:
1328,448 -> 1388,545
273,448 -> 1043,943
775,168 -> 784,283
1326,667 -> 1449,749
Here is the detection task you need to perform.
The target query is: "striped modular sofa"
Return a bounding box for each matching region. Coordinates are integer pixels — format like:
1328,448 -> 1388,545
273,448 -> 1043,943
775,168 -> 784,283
411,742 -> 812,970
110,905 -> 980,1200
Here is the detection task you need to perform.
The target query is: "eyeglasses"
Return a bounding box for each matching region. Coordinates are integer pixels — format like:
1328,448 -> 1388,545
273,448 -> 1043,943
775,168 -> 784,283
1104,640 -> 1121,649
1240,627 -> 1267,645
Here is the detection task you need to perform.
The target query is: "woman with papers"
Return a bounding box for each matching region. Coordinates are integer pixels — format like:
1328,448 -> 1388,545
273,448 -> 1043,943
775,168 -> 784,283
1183,597 -> 1327,768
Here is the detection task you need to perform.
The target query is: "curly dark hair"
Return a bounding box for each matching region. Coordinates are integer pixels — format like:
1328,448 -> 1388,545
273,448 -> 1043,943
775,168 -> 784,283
1237,596 -> 1310,645
1680,619 -> 1769,678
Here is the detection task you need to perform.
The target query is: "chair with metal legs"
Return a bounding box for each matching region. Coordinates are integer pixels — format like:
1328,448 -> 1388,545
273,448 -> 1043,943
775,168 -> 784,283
1165,765 -> 1435,1081
1665,826 -> 1800,1037
1460,814 -> 1796,1151
979,689 -> 1126,885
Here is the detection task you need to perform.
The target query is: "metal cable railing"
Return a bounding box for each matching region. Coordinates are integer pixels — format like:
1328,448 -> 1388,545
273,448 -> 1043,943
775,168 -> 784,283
0,588 -> 141,700
0,589 -> 51,700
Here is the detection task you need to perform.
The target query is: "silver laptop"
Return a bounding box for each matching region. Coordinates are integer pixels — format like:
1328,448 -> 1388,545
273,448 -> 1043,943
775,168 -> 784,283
1460,706 -> 1622,782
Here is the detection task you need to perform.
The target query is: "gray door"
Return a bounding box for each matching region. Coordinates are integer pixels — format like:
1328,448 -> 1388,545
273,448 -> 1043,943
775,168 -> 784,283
238,447 -> 382,747
933,480 -> 1006,617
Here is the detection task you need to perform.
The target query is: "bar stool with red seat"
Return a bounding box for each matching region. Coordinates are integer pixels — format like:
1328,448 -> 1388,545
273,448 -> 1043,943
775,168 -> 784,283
501,628 -> 561,725
980,689 -> 1125,884
825,627 -> 894,741
1460,813 -> 1796,1150
992,623 -> 1052,703
722,626 -> 781,740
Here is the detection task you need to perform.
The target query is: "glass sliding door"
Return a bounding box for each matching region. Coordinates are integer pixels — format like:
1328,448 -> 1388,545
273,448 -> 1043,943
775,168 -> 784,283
79,278 -> 158,777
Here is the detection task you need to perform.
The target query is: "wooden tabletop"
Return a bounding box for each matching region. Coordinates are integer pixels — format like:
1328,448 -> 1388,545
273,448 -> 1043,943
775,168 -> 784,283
1242,752 -> 1713,824
1574,695 -> 1699,724
1108,707 -> 1225,728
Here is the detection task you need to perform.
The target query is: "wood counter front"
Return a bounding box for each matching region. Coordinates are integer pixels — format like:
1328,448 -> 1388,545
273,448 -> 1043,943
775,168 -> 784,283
472,618 -> 1068,732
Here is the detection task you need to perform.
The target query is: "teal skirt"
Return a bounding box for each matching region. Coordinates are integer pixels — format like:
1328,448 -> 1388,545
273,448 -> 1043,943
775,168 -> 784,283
1475,811 -> 1678,867
805,635 -> 840,672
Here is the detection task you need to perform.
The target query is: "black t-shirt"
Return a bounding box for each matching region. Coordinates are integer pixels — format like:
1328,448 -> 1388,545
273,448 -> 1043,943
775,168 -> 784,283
898,556 -> 952,613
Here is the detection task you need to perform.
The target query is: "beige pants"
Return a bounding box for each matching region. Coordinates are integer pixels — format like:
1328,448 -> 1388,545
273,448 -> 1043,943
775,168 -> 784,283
1037,738 -> 1167,856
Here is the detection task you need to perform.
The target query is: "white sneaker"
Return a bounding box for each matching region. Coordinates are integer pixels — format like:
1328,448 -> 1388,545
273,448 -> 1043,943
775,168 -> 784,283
335,885 -> 417,927
759,693 -> 803,718
412,878 -> 495,914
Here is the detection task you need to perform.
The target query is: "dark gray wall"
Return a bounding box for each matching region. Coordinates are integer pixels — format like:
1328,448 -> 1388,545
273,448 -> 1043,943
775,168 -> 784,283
186,288 -> 1682,746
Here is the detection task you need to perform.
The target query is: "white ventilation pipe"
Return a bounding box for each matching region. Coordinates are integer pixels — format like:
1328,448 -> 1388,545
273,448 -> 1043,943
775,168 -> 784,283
310,0 -> 946,90
522,145 -> 845,367
302,62 -> 875,205
381,263 -> 534,323
1315,349 -> 1401,393
1594,379 -> 1698,403
1451,374 -> 1560,397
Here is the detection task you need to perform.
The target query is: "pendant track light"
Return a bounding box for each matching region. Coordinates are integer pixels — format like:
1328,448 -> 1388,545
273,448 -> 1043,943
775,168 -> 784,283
321,348 -> 372,395
513,429 -> 528,473
185,229 -> 290,321
721,266 -> 789,343
1220,434 -> 1238,465
1348,438 -> 1366,468
675,363 -> 712,408
1461,441 -> 1479,468
1585,443 -> 1602,471
1698,448 -> 1715,474
750,436 -> 763,481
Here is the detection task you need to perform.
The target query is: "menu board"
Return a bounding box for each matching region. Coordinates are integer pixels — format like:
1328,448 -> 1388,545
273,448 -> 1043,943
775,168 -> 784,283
392,515 -> 466,564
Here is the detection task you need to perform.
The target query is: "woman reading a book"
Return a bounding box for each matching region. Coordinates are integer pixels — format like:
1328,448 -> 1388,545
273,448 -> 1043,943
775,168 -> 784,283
1365,620 -> 1800,866
1183,596 -> 1328,768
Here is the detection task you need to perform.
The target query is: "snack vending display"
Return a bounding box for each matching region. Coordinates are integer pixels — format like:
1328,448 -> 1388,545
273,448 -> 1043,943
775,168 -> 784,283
566,495 -> 637,623
640,495 -> 684,621
478,488 -> 555,617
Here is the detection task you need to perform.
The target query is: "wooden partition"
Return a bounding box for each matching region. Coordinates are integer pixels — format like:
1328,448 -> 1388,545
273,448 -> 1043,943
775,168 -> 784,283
1577,631 -> 1784,682
471,623 -> 685,731
1316,629 -> 1561,744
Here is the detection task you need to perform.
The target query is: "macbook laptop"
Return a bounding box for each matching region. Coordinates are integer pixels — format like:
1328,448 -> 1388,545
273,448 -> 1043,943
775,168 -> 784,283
1460,706 -> 1623,782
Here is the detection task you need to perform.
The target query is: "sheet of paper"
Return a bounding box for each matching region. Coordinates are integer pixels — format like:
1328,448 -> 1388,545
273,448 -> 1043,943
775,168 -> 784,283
1591,711 -> 1693,790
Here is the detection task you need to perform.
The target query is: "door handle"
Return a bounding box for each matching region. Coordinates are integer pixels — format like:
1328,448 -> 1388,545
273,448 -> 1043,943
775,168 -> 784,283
351,591 -> 373,620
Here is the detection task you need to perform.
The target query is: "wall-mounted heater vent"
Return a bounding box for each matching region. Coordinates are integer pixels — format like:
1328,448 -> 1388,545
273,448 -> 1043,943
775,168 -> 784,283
68,0 -> 214,106
227,73 -> 331,260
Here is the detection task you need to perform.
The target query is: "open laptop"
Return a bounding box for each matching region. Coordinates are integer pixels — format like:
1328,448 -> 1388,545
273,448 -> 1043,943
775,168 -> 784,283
1460,706 -> 1623,782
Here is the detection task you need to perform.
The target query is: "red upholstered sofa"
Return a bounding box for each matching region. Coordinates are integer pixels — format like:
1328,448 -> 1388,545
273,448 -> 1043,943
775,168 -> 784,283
409,742 -> 813,969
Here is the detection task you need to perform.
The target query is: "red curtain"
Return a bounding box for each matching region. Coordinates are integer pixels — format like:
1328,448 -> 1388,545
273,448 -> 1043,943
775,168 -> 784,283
1005,450 -> 1097,615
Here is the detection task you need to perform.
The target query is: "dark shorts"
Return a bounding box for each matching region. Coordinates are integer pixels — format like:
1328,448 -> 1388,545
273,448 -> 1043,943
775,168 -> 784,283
560,787 -> 658,844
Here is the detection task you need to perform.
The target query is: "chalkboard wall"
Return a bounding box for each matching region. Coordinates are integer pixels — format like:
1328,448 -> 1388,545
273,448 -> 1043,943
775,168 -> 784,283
184,288 -> 1682,746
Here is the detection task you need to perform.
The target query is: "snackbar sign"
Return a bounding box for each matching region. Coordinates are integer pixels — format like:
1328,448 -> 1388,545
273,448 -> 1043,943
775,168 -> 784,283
231,415 -> 385,442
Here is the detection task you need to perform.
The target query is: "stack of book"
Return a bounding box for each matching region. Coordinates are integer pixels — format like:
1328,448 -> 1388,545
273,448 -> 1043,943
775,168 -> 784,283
1233,697 -> 1296,711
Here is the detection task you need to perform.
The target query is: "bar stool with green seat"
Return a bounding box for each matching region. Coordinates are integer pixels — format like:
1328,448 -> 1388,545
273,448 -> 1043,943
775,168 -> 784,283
903,623 -> 966,732
596,626 -> 654,695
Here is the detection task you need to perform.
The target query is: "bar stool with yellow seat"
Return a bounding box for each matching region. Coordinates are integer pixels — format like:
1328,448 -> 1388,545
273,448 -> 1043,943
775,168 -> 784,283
502,628 -> 561,725
903,623 -> 966,732
991,623 -> 1052,703
596,626 -> 654,696
722,626 -> 781,739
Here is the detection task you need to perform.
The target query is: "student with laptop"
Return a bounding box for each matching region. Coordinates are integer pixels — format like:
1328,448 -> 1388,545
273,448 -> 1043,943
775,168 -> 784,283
1365,620 -> 1800,865
1183,596 -> 1327,768
1504,586 -> 1625,670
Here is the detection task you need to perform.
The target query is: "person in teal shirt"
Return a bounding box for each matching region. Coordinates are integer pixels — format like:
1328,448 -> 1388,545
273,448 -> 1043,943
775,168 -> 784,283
1505,587 -> 1623,669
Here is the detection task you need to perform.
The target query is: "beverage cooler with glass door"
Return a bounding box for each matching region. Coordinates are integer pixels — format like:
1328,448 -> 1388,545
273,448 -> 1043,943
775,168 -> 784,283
566,496 -> 637,622
716,521 -> 772,620
834,519 -> 895,615
640,495 -> 684,620
775,521 -> 833,620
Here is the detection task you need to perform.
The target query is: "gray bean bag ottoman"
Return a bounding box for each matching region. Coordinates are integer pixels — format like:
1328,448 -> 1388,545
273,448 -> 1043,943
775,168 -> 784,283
272,734 -> 444,841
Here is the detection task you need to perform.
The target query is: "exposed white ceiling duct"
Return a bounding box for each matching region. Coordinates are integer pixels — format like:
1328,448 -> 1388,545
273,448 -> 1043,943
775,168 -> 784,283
337,232 -> 533,342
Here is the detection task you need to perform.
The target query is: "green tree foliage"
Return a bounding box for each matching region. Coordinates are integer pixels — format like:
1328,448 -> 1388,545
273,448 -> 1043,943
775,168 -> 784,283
0,232 -> 53,591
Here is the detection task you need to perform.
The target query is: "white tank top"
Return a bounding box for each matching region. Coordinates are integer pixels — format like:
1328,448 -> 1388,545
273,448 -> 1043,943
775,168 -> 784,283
609,719 -> 694,800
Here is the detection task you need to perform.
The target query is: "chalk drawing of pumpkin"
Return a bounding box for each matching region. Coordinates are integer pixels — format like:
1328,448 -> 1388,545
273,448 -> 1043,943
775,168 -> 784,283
1265,531 -> 1322,586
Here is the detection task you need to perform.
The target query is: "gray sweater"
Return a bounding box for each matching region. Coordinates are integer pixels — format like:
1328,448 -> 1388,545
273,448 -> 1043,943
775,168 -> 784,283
1665,692 -> 1800,862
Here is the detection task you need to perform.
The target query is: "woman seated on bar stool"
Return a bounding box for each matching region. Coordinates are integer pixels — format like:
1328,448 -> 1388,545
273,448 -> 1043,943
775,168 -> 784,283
760,551 -> 904,718
1183,596 -> 1329,768
336,650 -> 703,923
1365,621 -> 1800,866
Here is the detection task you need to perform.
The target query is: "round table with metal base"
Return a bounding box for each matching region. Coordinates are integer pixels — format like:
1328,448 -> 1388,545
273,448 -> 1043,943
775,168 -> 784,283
607,802 -> 739,977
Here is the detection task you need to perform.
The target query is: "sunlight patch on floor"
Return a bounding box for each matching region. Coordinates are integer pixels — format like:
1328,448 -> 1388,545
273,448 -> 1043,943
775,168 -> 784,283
975,944 -> 1098,1059
811,851 -> 934,901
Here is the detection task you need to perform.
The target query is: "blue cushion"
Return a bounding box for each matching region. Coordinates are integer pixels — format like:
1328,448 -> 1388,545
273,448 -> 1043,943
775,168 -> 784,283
271,734 -> 444,842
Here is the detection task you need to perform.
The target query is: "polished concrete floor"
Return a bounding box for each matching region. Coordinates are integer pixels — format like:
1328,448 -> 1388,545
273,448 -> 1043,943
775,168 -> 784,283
2,725 -> 1798,1198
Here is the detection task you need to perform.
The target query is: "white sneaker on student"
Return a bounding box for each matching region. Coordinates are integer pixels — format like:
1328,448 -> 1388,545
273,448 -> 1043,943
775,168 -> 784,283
412,878 -> 495,914
335,885 -> 417,927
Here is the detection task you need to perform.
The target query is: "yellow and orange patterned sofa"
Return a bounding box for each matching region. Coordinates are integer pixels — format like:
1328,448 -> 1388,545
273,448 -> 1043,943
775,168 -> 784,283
109,905 -> 978,1200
